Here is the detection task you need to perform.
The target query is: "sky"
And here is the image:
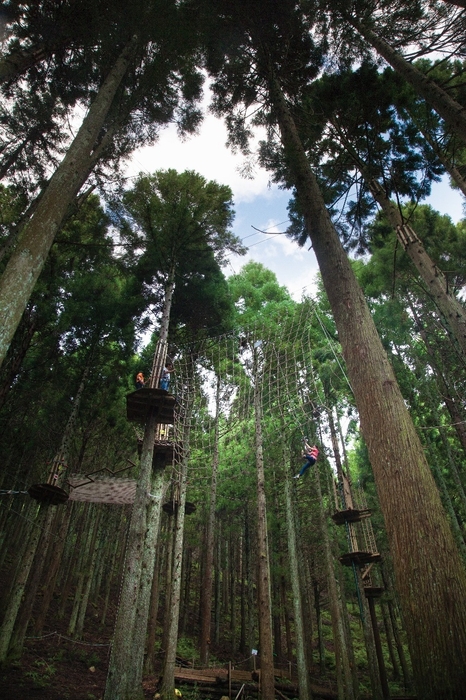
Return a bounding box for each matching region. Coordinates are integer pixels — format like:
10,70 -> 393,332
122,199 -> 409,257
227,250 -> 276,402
125,101 -> 465,302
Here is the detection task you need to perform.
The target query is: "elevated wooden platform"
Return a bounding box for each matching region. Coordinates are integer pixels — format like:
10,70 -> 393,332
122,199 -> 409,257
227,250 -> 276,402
126,388 -> 176,425
339,551 -> 382,567
163,500 -> 196,516
331,508 -> 372,525
28,483 -> 69,505
364,586 -> 384,599
137,439 -> 175,456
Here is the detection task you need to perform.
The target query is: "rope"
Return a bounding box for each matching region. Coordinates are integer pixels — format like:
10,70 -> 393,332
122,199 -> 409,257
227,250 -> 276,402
25,630 -> 110,646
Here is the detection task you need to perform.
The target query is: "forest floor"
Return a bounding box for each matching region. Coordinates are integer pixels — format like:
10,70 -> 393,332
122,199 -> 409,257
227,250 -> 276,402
0,590 -> 116,700
0,632 -> 175,700
0,623 -> 113,700
0,592 -> 389,700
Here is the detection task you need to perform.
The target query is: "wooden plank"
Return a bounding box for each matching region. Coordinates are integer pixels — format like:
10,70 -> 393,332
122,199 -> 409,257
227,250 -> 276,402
174,669 -> 217,684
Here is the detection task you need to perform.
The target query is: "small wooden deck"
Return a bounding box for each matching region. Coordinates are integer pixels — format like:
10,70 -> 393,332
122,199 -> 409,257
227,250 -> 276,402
331,507 -> 372,525
339,550 -> 382,566
126,388 -> 176,424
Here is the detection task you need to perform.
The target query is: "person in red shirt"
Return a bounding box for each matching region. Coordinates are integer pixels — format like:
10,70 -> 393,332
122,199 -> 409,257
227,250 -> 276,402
294,439 -> 319,479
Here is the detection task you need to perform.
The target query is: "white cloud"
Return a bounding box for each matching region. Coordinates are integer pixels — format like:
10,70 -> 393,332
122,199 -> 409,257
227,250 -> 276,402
126,113 -> 273,204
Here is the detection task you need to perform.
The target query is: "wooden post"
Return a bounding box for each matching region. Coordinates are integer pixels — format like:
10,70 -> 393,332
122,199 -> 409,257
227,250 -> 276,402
228,660 -> 232,699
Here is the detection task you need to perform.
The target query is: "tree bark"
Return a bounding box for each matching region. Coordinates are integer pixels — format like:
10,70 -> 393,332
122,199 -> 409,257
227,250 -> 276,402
104,410 -> 157,700
105,259 -> 175,700
314,460 -> 358,700
160,395 -> 192,699
252,345 -> 275,700
367,177 -> 466,358
283,446 -> 313,700
199,376 -> 221,664
0,504 -> 44,663
130,468 -> 167,689
270,75 -> 466,700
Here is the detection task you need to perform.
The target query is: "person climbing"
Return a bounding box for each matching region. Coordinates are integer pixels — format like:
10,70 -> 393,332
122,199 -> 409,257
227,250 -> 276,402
135,372 -> 145,390
159,362 -> 174,391
294,439 -> 319,479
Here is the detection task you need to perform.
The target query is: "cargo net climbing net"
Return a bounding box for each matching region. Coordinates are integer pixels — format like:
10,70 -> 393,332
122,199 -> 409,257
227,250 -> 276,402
162,297 -> 355,512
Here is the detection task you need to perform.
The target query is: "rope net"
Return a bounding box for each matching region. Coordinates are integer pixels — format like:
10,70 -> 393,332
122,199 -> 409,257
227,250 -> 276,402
164,299 -> 352,500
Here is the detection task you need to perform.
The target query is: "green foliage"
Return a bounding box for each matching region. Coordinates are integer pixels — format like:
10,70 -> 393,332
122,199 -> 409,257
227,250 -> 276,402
176,636 -> 199,661
25,658 -> 57,689
117,169 -> 244,339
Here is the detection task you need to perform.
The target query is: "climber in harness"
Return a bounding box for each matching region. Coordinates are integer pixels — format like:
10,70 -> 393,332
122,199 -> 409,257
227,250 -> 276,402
294,439 -> 319,479
135,372 -> 145,389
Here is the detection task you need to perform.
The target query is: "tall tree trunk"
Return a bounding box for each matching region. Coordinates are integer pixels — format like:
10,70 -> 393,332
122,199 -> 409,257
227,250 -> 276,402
104,409 -> 157,700
270,75 -> 466,700
199,375 -> 221,664
381,601 -> 400,681
160,392 -> 192,699
0,504 -> 44,662
229,534 -> 237,653
283,445 -> 313,700
214,517 -> 221,646
415,127 -> 466,196
0,36 -> 137,368
129,468 -> 167,690
354,567 -> 385,700
334,126 -> 466,358
8,506 -> 56,657
253,345 -> 275,700
413,305 -> 466,454
315,461 -> 358,700
144,540 -> 162,675
34,506 -> 72,635
348,17 -> 466,145
74,508 -> 103,639
380,564 -> 412,690
367,176 -> 466,358
105,264 -> 176,700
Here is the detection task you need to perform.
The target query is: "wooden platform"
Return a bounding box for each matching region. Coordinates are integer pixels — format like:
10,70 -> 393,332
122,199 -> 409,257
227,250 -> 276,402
339,551 -> 382,567
138,439 -> 175,470
331,508 -> 372,525
138,439 -> 175,456
28,483 -> 69,505
126,388 -> 176,424
364,586 -> 384,599
163,500 -> 196,516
